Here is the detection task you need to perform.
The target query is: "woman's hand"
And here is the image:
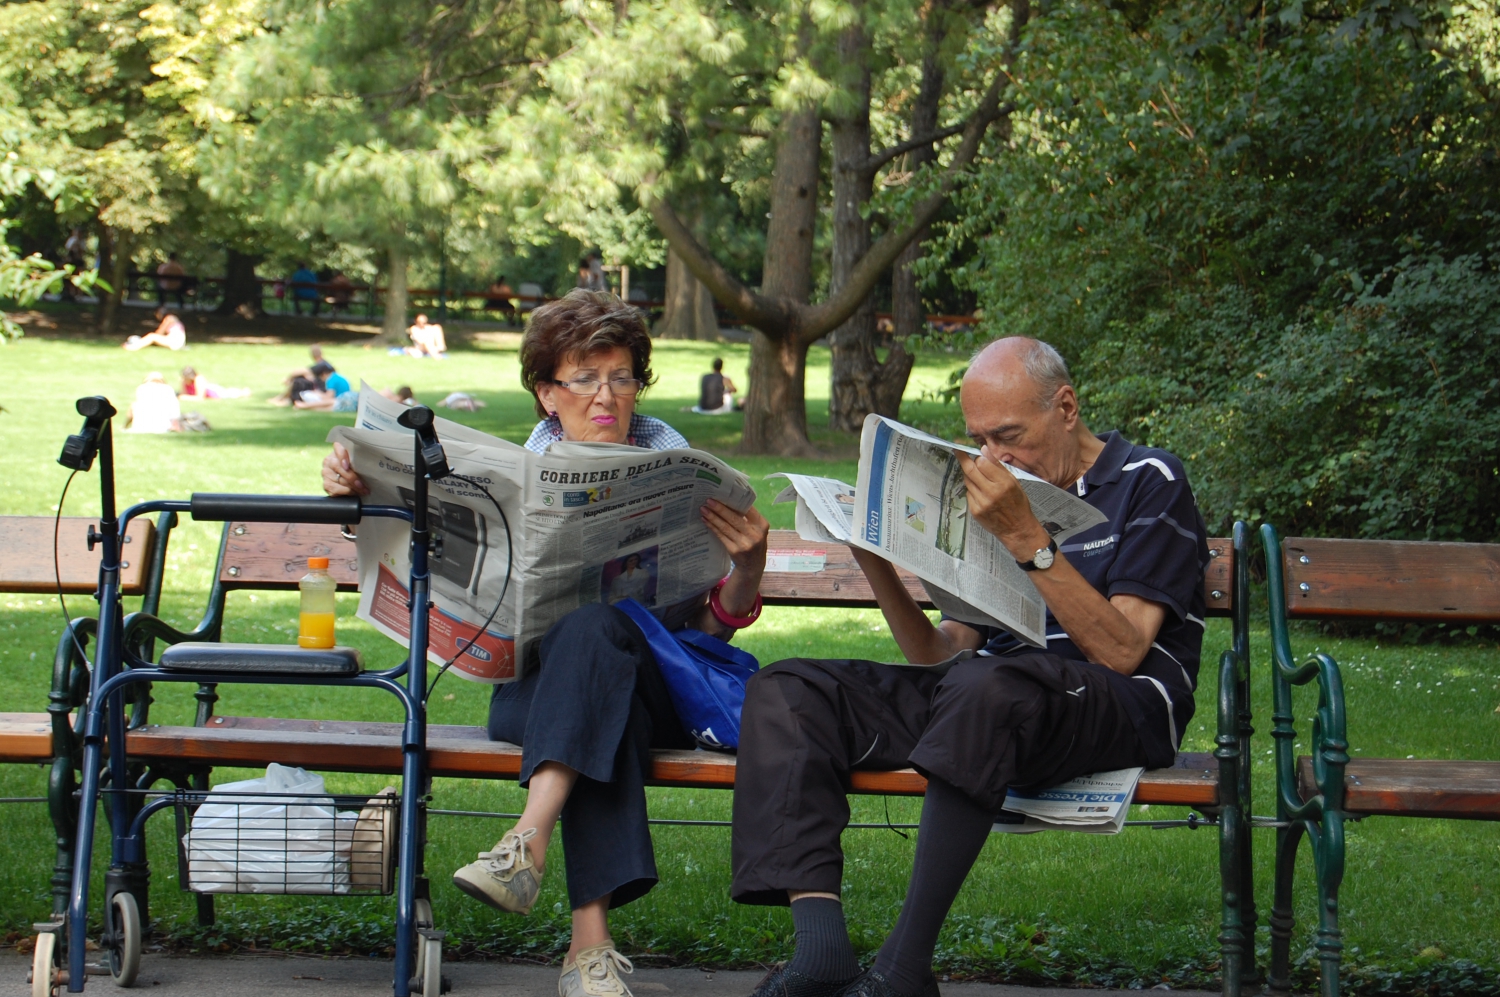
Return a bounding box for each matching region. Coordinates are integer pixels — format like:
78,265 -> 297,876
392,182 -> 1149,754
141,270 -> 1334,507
700,499 -> 769,622
321,442 -> 370,497
701,499 -> 769,575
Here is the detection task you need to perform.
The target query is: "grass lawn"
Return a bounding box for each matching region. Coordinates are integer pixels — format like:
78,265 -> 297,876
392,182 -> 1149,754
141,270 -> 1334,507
1,323 -> 1498,991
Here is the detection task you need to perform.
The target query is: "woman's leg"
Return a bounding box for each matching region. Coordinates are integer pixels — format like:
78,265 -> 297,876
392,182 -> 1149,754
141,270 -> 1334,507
510,760 -> 577,872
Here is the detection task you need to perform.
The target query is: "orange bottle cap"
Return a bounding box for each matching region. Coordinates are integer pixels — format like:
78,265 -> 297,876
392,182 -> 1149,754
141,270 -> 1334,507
308,557 -> 330,569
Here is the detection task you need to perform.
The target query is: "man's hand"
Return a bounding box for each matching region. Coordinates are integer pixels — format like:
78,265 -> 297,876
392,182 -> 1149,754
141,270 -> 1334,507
321,442 -> 370,497
957,447 -> 1050,561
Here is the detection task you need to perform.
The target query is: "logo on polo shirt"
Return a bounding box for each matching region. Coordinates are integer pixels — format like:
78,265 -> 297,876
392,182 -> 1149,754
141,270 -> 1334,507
1080,536 -> 1116,555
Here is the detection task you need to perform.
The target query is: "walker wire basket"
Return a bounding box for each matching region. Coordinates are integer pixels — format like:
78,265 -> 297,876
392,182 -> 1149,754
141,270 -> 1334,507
172,788 -> 399,896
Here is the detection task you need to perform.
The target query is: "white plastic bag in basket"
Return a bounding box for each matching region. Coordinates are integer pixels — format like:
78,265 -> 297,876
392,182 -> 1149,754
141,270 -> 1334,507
185,763 -> 357,894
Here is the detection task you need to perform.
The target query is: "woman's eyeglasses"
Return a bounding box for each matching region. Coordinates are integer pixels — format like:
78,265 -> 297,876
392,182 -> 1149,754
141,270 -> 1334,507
552,376 -> 644,397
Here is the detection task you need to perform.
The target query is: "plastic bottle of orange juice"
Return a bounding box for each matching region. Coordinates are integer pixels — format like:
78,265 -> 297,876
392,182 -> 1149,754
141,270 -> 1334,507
298,557 -> 337,648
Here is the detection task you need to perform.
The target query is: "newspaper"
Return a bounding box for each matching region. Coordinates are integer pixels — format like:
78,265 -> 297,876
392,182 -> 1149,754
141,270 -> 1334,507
991,767 -> 1144,834
775,415 -> 1106,646
328,387 -> 756,683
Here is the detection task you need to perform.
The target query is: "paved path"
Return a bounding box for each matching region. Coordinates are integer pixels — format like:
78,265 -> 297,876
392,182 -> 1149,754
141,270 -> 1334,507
1,952 -> 1218,996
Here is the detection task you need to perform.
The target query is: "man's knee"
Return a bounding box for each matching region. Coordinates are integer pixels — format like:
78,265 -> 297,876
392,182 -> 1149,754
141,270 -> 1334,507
929,658 -> 1050,726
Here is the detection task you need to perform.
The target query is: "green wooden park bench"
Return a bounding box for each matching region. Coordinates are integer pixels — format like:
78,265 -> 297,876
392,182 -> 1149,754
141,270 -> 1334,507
1259,524 -> 1500,997
5,513 -> 1256,995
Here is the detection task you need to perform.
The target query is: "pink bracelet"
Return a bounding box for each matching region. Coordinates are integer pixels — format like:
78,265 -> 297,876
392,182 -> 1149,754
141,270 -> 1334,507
709,580 -> 762,630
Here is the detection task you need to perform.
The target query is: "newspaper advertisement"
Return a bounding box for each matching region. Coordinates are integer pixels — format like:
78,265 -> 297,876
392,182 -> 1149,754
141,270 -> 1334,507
328,388 -> 756,684
991,767 -> 1144,835
847,414 -> 1107,646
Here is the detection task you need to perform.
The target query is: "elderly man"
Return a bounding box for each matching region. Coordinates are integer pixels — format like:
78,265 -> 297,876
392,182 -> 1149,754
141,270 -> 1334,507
731,338 -> 1209,997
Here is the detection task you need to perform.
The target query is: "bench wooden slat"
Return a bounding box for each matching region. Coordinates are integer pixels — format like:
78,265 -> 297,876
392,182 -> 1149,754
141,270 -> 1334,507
217,523 -> 1235,617
1283,537 -> 1500,622
220,522 -> 360,591
0,712 -> 54,763
126,716 -> 1220,806
1298,756 -> 1500,820
0,517 -> 156,596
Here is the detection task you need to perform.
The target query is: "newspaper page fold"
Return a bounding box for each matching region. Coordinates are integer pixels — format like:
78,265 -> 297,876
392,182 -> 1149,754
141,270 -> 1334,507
329,390 -> 755,684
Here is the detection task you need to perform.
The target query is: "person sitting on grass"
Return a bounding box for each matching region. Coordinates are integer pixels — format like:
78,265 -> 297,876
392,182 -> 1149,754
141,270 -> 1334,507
178,366 -> 251,400
729,337 -> 1209,997
293,368 -> 354,410
398,313 -> 447,358
692,357 -> 738,414
125,372 -> 182,433
269,346 -> 335,406
123,307 -> 187,351
322,289 -> 770,997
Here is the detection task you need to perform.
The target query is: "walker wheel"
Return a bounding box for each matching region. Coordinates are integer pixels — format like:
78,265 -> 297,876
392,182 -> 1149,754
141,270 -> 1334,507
412,898 -> 433,980
31,931 -> 58,997
107,892 -> 141,988
420,934 -> 445,995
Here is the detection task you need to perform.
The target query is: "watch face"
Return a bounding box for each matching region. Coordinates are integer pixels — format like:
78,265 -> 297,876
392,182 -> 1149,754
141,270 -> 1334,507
1033,544 -> 1056,570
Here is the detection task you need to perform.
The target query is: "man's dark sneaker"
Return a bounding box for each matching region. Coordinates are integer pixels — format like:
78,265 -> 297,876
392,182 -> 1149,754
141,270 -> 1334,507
748,964 -> 858,997
834,969 -> 940,997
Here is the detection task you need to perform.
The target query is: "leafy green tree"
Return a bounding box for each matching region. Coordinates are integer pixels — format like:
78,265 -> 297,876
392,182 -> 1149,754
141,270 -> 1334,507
0,0 -> 187,331
933,0 -> 1500,538
467,0 -> 1016,454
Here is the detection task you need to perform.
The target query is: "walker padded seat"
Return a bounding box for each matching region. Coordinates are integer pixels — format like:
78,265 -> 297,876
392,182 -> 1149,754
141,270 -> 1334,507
157,642 -> 363,676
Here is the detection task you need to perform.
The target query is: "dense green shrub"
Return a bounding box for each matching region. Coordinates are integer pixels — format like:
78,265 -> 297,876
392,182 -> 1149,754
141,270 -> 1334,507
927,0 -> 1500,539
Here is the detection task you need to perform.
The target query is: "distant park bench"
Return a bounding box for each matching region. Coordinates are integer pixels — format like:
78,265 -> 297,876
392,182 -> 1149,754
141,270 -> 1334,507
1258,527 -> 1500,997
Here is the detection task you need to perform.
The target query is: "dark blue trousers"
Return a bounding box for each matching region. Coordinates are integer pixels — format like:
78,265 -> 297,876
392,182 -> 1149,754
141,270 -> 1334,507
488,602 -> 694,909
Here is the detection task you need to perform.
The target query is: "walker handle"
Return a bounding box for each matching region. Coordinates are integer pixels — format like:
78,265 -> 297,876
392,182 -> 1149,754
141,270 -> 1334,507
189,493 -> 362,524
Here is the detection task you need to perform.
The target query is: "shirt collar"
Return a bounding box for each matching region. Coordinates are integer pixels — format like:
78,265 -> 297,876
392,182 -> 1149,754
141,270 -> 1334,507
1079,431 -> 1131,491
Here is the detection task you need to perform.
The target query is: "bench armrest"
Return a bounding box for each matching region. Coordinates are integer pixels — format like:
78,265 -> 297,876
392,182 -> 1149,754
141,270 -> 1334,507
1261,523 -> 1351,824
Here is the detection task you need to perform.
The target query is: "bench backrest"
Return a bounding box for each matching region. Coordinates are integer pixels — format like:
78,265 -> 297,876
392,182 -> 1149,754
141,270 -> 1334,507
215,521 -> 1235,615
1280,537 -> 1500,623
0,516 -> 157,596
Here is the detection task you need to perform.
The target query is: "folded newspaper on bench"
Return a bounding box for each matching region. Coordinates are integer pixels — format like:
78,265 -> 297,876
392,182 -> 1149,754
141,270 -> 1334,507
774,415 -> 1106,646
327,387 -> 756,683
991,767 -> 1144,835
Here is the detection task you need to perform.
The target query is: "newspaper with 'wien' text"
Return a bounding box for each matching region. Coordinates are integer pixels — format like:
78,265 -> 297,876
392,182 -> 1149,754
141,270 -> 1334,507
773,414 -> 1107,647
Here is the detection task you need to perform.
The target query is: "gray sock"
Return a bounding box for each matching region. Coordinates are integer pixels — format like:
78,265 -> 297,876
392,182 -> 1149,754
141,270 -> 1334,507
786,896 -> 860,983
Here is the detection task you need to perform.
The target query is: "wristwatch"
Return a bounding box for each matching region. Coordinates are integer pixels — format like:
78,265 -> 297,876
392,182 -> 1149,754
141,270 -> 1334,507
1017,538 -> 1058,572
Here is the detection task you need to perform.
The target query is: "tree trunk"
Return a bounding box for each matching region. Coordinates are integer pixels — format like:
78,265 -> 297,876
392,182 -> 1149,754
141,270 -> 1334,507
214,249 -> 264,316
828,0 -> 953,430
95,226 -> 131,336
741,329 -> 817,456
380,243 -> 409,342
655,248 -> 719,340
827,18 -> 880,433
740,108 -> 821,453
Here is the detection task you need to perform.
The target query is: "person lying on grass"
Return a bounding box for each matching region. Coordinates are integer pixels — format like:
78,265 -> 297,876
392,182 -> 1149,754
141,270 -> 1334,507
731,337 -> 1209,997
322,288 -> 770,997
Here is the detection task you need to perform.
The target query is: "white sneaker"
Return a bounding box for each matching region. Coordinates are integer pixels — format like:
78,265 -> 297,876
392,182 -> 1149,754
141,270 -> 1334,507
559,945 -> 634,997
451,827 -> 542,914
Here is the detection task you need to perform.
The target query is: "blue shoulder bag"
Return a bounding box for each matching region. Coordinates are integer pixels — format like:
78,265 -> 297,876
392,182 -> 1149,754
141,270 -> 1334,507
615,598 -> 760,750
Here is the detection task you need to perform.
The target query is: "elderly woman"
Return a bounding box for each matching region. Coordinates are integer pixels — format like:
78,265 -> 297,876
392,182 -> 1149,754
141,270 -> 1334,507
321,290 -> 769,997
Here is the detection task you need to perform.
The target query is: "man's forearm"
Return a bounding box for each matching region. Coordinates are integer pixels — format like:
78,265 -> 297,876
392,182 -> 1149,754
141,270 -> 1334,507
850,548 -> 961,664
1028,558 -> 1153,673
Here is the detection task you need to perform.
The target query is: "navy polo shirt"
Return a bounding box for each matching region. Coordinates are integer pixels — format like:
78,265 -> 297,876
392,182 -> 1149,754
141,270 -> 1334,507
942,431 -> 1209,767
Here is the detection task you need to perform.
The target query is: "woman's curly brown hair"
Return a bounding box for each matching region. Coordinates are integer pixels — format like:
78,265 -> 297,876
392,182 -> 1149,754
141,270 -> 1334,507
519,289 -> 656,418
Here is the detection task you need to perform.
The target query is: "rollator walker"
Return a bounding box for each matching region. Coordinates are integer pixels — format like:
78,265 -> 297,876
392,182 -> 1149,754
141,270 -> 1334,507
32,396 -> 455,997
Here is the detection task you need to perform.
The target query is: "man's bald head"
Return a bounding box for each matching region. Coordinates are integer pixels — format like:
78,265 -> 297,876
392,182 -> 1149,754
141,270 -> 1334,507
960,337 -> 1091,487
965,337 -> 1073,410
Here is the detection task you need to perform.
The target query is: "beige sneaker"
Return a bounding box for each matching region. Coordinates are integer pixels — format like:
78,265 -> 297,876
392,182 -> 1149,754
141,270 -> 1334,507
559,944 -> 634,997
451,827 -> 542,914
